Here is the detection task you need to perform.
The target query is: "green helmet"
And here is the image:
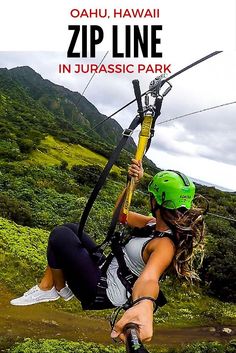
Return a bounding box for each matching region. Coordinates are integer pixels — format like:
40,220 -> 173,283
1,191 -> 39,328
148,170 -> 195,209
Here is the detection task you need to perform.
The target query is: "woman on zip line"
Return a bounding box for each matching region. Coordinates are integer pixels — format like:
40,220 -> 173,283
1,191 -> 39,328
11,159 -> 205,343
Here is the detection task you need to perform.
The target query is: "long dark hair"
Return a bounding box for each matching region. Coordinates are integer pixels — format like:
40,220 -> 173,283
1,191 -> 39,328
159,197 -> 206,280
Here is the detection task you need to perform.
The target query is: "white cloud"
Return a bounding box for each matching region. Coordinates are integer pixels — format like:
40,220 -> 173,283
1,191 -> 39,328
146,147 -> 236,191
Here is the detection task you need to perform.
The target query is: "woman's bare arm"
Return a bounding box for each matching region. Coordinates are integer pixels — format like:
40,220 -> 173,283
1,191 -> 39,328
132,237 -> 175,299
111,238 -> 175,342
114,159 -> 154,227
127,211 -> 155,228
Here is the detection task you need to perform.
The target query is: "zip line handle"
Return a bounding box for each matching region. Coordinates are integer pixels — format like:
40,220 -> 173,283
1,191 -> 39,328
132,80 -> 144,119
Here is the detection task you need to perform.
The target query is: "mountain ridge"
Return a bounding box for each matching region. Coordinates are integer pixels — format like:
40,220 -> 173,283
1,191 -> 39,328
0,65 -> 157,172
8,66 -> 135,148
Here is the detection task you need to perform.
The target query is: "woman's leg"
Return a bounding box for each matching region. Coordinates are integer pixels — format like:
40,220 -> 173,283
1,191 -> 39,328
38,266 -> 55,290
37,223 -> 100,292
11,223 -> 107,307
49,269 -> 66,291
39,266 -> 66,292
47,224 -> 101,307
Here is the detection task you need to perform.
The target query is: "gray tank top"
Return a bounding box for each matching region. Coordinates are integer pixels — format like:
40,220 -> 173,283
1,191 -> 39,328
106,236 -> 150,306
106,224 -> 173,306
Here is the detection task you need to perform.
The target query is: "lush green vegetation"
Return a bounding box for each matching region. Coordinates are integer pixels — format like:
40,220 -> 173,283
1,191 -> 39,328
8,338 -> 236,353
9,339 -> 124,353
197,186 -> 236,302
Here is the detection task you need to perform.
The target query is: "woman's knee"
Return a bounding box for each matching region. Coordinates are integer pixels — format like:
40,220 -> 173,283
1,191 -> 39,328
48,225 -> 74,248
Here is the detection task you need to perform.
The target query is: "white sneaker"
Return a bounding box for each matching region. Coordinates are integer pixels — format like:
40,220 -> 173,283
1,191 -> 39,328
10,285 -> 60,306
57,285 -> 74,301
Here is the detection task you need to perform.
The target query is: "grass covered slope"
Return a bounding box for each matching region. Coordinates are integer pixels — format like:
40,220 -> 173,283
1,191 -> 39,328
0,217 -> 48,293
0,134 -> 126,231
27,135 -> 120,172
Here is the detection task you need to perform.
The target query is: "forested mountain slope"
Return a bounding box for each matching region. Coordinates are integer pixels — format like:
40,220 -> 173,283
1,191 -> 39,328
0,66 -> 157,172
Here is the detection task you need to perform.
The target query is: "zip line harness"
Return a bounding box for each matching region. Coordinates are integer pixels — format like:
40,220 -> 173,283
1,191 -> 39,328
77,51 -> 223,318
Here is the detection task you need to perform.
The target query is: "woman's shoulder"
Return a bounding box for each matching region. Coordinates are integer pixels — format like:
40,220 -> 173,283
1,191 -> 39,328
127,211 -> 156,228
147,231 -> 177,251
142,234 -> 176,265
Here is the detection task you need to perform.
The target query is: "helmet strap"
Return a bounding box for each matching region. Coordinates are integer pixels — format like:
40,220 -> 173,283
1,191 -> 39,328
150,195 -> 160,217
159,206 -> 180,241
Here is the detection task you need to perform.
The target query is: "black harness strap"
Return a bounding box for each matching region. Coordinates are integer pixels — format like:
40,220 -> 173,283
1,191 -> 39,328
111,232 -> 137,293
78,115 -> 141,239
109,229 -> 168,309
101,189 -> 128,249
91,227 -> 168,310
113,243 -> 167,308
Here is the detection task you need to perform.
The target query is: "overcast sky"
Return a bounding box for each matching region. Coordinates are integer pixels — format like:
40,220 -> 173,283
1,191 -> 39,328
0,0 -> 235,191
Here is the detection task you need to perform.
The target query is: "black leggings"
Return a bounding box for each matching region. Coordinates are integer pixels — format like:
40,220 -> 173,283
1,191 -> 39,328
47,223 -> 113,309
